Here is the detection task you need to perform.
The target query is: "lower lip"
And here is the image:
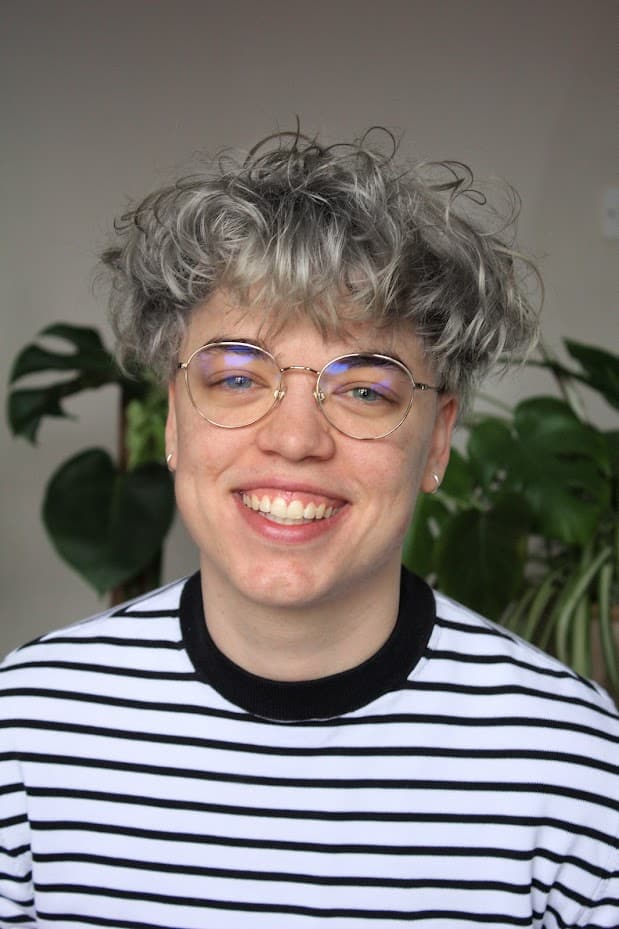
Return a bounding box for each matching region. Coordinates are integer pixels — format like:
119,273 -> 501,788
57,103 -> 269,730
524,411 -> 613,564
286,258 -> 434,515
235,496 -> 347,543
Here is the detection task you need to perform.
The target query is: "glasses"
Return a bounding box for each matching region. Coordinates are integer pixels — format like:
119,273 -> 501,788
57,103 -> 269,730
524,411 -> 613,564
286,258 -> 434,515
177,341 -> 440,440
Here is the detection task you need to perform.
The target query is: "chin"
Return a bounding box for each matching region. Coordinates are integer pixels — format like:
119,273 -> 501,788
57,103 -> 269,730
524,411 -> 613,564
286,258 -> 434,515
236,563 -> 334,610
200,548 -> 345,611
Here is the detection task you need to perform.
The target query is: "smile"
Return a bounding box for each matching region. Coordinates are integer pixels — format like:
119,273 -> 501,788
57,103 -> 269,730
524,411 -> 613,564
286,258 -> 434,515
241,493 -> 341,525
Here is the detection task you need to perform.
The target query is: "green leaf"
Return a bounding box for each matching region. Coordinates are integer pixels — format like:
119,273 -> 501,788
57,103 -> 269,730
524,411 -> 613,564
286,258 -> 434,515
7,324 -> 125,442
434,492 -> 531,620
500,584 -> 537,633
125,381 -> 168,469
597,561 -> 619,694
8,386 -> 75,442
521,568 -> 564,643
603,430 -> 619,478
10,323 -> 116,383
570,596 -> 591,678
43,449 -> 175,594
440,448 -> 476,501
520,462 -> 606,545
514,396 -> 608,468
564,339 -> 619,411
552,545 -> 612,664
507,398 -> 610,544
514,396 -> 579,441
466,417 -> 514,493
41,323 -> 110,353
402,494 -> 449,578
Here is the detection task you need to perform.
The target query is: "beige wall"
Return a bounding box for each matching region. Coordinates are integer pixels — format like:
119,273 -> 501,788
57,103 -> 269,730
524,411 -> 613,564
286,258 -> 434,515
1,0 -> 617,652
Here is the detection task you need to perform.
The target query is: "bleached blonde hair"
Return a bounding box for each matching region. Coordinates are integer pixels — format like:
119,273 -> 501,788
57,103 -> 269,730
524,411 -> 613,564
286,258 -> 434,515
101,128 -> 541,409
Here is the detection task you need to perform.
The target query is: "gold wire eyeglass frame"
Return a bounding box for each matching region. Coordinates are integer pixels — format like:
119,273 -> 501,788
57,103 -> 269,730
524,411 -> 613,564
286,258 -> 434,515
176,341 -> 440,440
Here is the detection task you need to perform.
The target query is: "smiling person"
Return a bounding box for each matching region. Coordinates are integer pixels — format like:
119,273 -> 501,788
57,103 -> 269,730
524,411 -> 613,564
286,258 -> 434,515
1,131 -> 617,928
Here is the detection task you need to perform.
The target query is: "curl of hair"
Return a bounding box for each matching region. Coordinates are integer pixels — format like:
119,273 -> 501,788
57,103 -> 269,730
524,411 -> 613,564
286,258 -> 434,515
100,127 -> 541,409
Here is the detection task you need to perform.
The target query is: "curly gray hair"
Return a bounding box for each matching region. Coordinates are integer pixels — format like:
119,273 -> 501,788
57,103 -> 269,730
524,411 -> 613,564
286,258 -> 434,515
101,128 -> 541,408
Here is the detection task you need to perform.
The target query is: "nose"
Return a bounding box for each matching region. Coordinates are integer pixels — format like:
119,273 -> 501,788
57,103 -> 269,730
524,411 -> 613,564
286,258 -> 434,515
254,368 -> 336,461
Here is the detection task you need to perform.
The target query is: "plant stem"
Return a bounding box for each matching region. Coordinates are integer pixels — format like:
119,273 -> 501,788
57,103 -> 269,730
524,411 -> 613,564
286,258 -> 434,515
570,596 -> 591,679
597,562 -> 619,695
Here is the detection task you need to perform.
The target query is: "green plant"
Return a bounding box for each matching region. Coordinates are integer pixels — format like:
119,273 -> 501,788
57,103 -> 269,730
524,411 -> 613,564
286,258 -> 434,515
403,339 -> 619,698
8,323 -> 175,602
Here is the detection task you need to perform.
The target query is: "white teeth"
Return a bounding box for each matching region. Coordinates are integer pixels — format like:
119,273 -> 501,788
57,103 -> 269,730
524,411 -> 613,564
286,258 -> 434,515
241,493 -> 339,523
270,496 -> 288,518
287,499 -> 305,520
259,496 -> 270,513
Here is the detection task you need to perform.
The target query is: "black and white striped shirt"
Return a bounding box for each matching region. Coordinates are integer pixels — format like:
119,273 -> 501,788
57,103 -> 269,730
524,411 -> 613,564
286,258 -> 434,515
1,569 -> 617,927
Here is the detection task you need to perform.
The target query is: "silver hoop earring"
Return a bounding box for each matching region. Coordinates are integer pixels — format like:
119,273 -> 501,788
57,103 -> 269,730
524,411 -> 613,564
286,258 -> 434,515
166,451 -> 174,470
431,472 -> 441,494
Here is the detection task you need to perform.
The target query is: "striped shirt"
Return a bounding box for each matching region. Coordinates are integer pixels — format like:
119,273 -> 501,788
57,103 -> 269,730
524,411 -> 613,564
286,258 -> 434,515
0,568 -> 617,928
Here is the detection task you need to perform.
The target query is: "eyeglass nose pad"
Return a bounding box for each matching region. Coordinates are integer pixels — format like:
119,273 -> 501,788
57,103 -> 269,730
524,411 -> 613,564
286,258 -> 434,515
314,389 -> 326,404
274,386 -> 286,402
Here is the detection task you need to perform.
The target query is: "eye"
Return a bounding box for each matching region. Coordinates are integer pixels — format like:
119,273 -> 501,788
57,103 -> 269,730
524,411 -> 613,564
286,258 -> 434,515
348,385 -> 387,404
338,379 -> 398,406
215,373 -> 256,391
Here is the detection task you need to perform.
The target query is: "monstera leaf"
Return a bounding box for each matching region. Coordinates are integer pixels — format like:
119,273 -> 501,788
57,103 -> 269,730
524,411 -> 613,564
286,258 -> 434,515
528,340 -> 619,412
8,323 -> 140,442
8,322 -> 174,598
563,340 -> 619,411
43,449 -> 175,594
434,492 -> 531,619
508,397 -> 609,545
402,493 -> 450,579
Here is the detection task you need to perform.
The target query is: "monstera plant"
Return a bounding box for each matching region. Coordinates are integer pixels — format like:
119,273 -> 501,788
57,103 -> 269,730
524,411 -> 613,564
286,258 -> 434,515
8,323 -> 175,603
403,339 -> 619,699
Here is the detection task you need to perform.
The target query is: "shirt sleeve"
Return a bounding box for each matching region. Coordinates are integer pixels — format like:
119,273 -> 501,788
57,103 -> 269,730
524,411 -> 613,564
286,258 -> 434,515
0,752 -> 36,924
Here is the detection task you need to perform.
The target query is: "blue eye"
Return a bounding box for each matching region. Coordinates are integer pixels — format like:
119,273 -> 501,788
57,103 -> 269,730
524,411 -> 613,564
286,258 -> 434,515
219,374 -> 255,391
350,386 -> 383,403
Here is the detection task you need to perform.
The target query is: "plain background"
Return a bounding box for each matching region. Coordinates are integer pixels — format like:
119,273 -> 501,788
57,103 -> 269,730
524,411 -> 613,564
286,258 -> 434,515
1,0 -> 617,654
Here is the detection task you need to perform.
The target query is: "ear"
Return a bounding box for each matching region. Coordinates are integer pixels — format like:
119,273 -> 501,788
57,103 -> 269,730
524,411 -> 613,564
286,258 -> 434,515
165,380 -> 178,462
420,393 -> 458,494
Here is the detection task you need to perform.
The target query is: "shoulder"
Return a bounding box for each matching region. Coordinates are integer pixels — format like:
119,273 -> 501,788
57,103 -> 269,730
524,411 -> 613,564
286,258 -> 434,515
0,576 -> 189,679
425,588 -> 618,719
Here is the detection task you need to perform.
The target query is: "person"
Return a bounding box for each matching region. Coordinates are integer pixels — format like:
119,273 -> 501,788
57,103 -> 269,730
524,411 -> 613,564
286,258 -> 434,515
1,129 -> 617,929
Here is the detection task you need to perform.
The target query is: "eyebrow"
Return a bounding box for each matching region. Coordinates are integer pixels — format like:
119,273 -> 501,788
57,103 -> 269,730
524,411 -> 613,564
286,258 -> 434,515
201,336 -> 410,368
204,336 -> 268,350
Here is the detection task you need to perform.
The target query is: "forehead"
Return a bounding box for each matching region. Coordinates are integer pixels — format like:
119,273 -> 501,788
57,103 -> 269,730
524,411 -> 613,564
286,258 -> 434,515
186,289 -> 423,362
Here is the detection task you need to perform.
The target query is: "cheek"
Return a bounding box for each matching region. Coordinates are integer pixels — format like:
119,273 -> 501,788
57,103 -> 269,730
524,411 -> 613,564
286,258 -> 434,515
175,405 -> 222,467
173,415 -> 219,510
374,428 -> 434,515
361,441 -> 424,510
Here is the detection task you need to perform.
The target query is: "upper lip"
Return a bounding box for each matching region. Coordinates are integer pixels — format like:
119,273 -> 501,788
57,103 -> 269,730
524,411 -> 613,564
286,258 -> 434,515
234,478 -> 349,503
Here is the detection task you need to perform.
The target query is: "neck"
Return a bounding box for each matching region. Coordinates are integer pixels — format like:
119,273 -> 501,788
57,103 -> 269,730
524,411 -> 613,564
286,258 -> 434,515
198,559 -> 402,681
180,567 -> 437,720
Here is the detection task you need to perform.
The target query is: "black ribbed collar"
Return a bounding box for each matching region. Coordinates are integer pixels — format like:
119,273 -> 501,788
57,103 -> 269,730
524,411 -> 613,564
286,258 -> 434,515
180,567 -> 435,721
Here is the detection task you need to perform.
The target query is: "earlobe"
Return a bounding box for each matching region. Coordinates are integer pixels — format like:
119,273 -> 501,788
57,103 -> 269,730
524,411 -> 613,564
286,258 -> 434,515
422,393 -> 458,494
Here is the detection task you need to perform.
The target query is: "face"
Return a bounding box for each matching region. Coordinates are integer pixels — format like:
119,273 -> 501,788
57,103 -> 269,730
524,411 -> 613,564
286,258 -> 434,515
166,290 -> 457,614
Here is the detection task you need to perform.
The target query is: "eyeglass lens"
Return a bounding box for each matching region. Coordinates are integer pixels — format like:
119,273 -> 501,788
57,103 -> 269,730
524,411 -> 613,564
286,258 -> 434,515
185,343 -> 415,438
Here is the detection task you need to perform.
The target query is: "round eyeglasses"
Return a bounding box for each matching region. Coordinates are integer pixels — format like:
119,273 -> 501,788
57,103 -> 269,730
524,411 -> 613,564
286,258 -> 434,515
177,341 -> 440,440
